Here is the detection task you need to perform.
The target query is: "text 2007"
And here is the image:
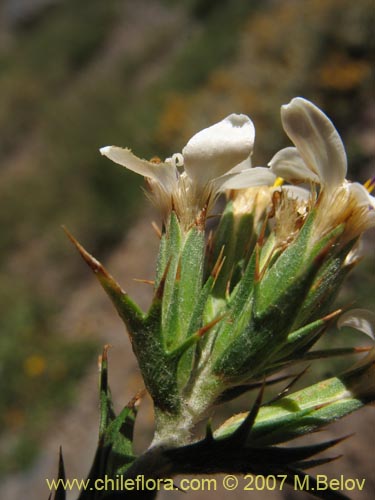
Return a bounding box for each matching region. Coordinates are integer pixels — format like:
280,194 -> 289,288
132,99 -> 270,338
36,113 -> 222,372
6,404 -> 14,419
243,474 -> 287,491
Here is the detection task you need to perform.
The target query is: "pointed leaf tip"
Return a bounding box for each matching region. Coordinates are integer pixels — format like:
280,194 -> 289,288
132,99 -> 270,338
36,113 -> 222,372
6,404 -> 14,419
102,344 -> 112,363
98,344 -> 112,372
58,446 -> 65,479
198,314 -> 226,338
229,382 -> 265,444
52,446 -> 66,500
205,419 -> 215,442
264,366 -> 309,406
62,226 -> 124,294
127,388 -> 146,410
63,227 -> 144,329
323,309 -> 343,323
154,256 -> 172,301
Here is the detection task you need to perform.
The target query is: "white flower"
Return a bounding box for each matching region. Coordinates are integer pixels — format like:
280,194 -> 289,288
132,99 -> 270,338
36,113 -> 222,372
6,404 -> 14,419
100,114 -> 275,226
269,97 -> 375,240
182,114 -> 254,187
338,309 -> 375,340
337,310 -> 375,402
342,347 -> 375,403
269,97 -> 347,190
99,146 -> 179,192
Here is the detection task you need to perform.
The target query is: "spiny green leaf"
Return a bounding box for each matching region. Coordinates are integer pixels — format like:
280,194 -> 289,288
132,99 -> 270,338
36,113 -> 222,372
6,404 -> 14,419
208,201 -> 235,295
161,225 -> 206,353
175,275 -> 216,391
186,275 -> 215,338
252,403 -> 354,446
163,277 -> 181,350
161,212 -> 182,330
63,226 -> 144,334
289,455 -> 342,470
270,310 -> 341,361
176,226 -> 205,341
130,320 -> 180,413
216,372 -> 365,446
214,249 -> 323,380
211,249 -> 257,361
99,345 -> 116,438
169,315 -> 225,362
102,393 -> 141,475
227,211 -> 256,292
224,383 -> 265,445
214,374 -> 296,404
295,347 -> 369,362
292,239 -> 356,327
155,230 -> 168,289
255,210 -> 316,312
52,447 -> 66,500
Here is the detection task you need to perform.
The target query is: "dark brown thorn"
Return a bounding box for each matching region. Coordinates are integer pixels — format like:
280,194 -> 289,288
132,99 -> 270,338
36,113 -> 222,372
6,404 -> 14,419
151,221 -> 162,239
215,256 -> 226,285
263,366 -> 309,406
176,259 -> 181,282
206,212 -> 222,220
127,388 -> 146,409
254,243 -> 261,282
225,278 -> 231,299
268,189 -> 281,219
322,309 -> 343,323
155,257 -> 171,300
314,234 -> 340,267
354,346 -> 372,353
313,401 -> 334,411
211,245 -> 225,280
63,225 -> 124,293
257,245 -> 279,282
231,381 -> 266,443
206,229 -> 213,255
257,215 -> 269,248
197,314 -> 225,338
133,278 -> 155,286
102,344 -> 112,362
196,203 -> 208,229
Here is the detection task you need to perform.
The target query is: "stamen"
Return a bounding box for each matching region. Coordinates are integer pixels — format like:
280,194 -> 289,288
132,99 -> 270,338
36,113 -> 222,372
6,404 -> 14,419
172,153 -> 184,168
364,176 -> 375,194
273,177 -> 284,187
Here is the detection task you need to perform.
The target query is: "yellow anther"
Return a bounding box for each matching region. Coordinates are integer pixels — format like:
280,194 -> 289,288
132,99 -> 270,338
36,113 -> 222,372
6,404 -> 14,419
273,177 -> 284,187
364,177 -> 375,194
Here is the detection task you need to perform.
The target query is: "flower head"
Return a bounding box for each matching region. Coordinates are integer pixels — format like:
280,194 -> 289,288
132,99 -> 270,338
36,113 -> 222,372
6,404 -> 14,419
269,97 -> 375,241
101,114 -> 275,228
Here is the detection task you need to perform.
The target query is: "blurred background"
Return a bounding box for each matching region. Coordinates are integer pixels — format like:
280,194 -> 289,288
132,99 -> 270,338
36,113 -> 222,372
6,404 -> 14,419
0,0 -> 374,498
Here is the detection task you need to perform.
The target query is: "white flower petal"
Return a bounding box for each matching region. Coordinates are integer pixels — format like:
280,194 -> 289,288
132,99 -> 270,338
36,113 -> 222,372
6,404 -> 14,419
343,347 -> 375,402
281,185 -> 312,201
269,146 -> 320,184
344,239 -> 364,266
215,167 -> 276,191
227,156 -> 252,174
100,146 -> 177,190
338,309 -> 375,340
348,182 -> 375,231
182,114 -> 255,186
281,98 -> 347,189
349,182 -> 375,209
